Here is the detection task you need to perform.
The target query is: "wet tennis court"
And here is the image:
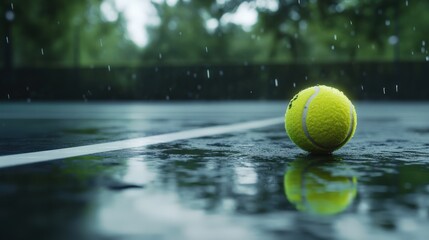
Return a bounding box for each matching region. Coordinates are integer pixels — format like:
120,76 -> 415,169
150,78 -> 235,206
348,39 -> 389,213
1,101 -> 429,240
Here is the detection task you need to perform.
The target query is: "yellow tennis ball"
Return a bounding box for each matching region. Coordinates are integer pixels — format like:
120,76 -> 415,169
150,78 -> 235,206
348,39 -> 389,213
285,85 -> 357,154
284,157 -> 357,215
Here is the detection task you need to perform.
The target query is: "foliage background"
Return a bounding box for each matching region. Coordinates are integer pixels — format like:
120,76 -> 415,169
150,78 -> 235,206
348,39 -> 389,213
0,0 -> 428,100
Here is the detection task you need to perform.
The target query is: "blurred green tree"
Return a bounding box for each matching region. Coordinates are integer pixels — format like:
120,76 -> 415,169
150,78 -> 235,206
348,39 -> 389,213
3,0 -> 138,67
142,0 -> 272,65
142,0 -> 428,64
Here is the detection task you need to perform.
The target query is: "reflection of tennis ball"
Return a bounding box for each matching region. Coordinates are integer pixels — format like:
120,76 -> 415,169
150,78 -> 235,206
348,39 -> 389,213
285,85 -> 357,154
284,157 -> 357,215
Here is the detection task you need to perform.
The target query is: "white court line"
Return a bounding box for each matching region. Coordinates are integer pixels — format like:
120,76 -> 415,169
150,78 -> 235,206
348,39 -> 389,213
0,117 -> 283,169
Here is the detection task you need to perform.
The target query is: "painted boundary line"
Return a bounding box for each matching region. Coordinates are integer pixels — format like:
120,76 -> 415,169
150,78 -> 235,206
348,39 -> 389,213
0,117 -> 284,169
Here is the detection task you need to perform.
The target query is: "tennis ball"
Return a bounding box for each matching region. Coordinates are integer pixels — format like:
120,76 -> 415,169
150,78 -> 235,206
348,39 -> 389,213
284,157 -> 357,215
285,85 -> 357,154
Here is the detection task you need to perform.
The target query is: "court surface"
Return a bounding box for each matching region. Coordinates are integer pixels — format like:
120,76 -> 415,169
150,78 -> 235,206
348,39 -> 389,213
1,101 -> 429,240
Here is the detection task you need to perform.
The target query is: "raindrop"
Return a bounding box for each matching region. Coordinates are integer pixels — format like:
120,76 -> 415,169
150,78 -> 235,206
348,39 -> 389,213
423,41 -> 426,46
357,202 -> 370,213
193,73 -> 197,78
7,94 -> 10,99
205,46 -> 208,53
186,70 -> 191,76
383,87 -> 386,95
5,10 -> 14,21
413,26 -> 416,31
405,0 -> 409,6
298,0 -> 300,4
357,44 -> 360,49
179,31 -> 182,36
385,20 -> 391,26
305,76 -> 308,80
388,36 -> 399,45
334,34 -> 337,40
250,90 -> 253,94
274,79 -> 278,87
107,65 -> 111,71
293,82 -> 296,88
206,69 -> 210,79
159,53 -> 162,59
396,85 -> 399,92
219,70 -> 224,76
41,48 -> 44,55
5,36 -> 9,44
349,20 -> 353,25
425,56 -> 429,61
361,85 -> 364,91
331,45 -> 335,50
421,47 -> 425,53
411,51 -> 414,55
100,39 -> 103,47
166,95 -> 170,100
11,3 -> 14,10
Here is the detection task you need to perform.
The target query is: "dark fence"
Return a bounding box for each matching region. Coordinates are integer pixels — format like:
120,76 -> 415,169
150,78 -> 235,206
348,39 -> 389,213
1,62 -> 428,101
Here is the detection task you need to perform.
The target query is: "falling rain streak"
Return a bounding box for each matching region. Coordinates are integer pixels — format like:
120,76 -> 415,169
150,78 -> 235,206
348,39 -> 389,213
274,79 -> 278,87
99,39 -> 103,47
41,48 -> 44,55
107,65 -> 111,71
206,69 -> 210,79
5,36 -> 9,44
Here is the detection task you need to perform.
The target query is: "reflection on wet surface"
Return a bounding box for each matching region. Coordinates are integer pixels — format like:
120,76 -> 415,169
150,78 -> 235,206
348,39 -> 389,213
284,157 -> 357,215
0,102 -> 429,239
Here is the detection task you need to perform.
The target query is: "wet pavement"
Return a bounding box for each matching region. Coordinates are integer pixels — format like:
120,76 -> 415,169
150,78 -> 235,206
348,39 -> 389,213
0,101 -> 429,240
